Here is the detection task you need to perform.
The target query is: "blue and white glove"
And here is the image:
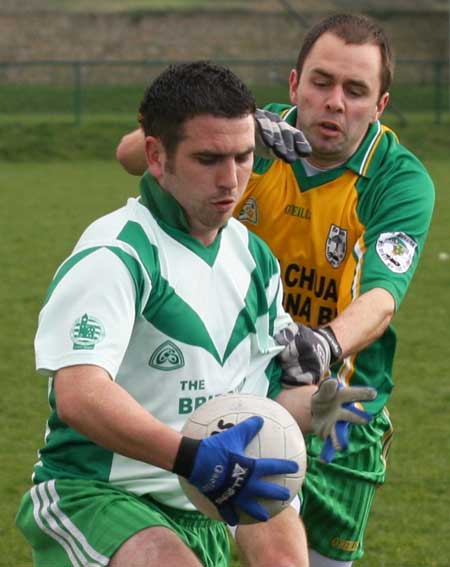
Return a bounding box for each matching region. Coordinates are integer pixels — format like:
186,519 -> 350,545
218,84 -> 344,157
172,416 -> 299,525
311,378 -> 377,463
255,109 -> 311,163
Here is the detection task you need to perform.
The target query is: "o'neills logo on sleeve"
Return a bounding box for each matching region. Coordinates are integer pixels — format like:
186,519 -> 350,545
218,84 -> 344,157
376,232 -> 417,273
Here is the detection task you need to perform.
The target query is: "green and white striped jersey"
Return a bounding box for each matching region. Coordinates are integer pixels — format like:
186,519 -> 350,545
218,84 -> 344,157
33,172 -> 291,510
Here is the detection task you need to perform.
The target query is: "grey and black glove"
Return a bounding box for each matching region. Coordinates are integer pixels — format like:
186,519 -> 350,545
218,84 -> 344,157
275,323 -> 343,386
311,377 -> 377,462
254,109 -> 311,163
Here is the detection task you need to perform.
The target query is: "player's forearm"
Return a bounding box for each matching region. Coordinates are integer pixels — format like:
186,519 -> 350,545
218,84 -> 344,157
116,128 -> 147,176
116,108 -> 312,176
329,287 -> 395,358
54,364 -> 181,471
275,385 -> 317,434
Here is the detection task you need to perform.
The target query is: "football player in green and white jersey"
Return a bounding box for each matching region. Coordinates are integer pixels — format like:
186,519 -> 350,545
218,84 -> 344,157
16,61 -> 374,567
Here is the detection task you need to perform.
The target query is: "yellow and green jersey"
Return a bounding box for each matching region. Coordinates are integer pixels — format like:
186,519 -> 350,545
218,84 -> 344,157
236,104 -> 435,412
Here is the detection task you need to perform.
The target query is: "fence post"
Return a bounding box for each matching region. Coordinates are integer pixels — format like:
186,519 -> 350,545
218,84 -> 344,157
73,62 -> 82,126
433,60 -> 443,125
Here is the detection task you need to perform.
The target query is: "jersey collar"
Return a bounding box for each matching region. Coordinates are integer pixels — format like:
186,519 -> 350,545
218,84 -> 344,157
138,171 -> 224,261
139,171 -> 192,232
282,105 -> 384,179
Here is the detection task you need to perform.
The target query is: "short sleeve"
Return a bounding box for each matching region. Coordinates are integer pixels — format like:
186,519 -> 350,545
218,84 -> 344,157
35,247 -> 137,379
344,156 -> 434,310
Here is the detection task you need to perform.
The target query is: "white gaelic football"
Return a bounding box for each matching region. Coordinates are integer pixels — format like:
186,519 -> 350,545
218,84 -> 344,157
178,393 -> 306,524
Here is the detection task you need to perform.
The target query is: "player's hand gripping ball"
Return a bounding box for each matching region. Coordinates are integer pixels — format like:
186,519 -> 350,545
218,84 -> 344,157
175,394 -> 306,525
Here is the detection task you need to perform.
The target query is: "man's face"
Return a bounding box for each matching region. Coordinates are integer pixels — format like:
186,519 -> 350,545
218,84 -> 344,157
289,32 -> 389,167
147,114 -> 254,245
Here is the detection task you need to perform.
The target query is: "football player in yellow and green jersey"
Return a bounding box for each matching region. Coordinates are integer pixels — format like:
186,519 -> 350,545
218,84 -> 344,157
237,101 -> 434,415
234,15 -> 435,566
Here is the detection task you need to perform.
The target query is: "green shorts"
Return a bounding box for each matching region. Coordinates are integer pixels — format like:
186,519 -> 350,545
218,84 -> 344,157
16,479 -> 229,567
301,409 -> 394,562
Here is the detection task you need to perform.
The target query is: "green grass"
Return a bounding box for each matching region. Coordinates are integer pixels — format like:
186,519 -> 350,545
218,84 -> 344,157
0,81 -> 448,165
2,125 -> 450,566
1,112 -> 448,165
1,162 -> 138,566
360,158 -> 450,567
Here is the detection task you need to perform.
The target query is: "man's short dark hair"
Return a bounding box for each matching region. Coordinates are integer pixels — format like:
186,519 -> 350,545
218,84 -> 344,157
139,61 -> 256,157
296,14 -> 395,98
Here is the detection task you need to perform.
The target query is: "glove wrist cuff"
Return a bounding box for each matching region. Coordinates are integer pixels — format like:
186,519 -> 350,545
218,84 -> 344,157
172,436 -> 201,479
316,326 -> 342,365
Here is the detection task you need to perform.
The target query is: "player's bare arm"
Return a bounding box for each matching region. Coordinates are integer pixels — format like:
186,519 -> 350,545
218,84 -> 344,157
328,287 -> 395,358
116,128 -> 147,175
275,384 -> 317,433
55,364 -> 182,470
116,110 -> 310,175
275,380 -> 376,438
55,364 -> 298,526
275,287 -> 395,388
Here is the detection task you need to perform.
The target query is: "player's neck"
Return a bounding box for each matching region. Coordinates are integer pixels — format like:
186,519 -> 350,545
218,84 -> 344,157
301,157 -> 345,176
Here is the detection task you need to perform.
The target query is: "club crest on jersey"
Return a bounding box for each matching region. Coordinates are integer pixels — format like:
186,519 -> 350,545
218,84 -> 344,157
376,232 -> 417,273
149,340 -> 185,371
70,313 -> 105,350
326,224 -> 348,268
237,197 -> 258,225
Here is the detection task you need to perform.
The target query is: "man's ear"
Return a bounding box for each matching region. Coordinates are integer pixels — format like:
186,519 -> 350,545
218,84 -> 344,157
144,136 -> 166,179
374,92 -> 390,122
289,69 -> 300,105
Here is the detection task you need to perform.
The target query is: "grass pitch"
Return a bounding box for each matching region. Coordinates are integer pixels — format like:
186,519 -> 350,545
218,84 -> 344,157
2,150 -> 449,565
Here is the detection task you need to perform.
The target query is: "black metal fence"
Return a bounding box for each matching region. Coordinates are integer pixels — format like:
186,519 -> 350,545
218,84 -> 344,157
0,58 -> 448,125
